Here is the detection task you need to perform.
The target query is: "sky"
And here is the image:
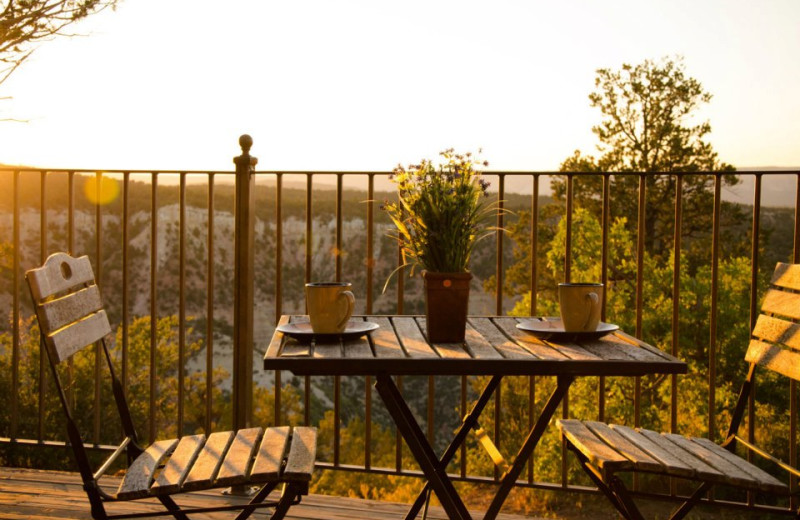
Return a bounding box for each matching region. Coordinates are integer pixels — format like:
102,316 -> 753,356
1,0 -> 799,173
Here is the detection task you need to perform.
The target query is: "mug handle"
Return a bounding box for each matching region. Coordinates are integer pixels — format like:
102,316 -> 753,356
582,292 -> 599,331
337,290 -> 356,332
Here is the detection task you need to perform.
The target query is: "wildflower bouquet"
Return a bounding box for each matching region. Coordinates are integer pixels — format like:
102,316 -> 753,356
384,149 -> 497,276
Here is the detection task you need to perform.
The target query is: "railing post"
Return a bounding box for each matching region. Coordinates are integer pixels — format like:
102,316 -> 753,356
232,134 -> 257,430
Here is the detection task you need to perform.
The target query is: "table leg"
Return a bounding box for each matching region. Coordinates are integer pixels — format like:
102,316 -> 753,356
483,374 -> 574,520
405,375 -> 503,520
375,373 -> 473,520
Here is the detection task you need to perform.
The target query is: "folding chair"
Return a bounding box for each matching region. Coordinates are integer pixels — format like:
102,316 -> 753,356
26,252 -> 317,520
558,261 -> 800,520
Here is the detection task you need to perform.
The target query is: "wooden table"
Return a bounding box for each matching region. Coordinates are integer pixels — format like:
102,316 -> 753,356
264,315 -> 687,520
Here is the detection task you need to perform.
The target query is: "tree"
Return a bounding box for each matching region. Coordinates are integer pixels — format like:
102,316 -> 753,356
1,0 -> 119,88
553,56 -> 744,265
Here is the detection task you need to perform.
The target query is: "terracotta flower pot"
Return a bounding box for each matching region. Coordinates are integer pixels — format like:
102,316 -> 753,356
422,271 -> 472,343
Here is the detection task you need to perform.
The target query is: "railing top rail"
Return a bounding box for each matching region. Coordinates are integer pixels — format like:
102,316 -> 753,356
2,167 -> 799,176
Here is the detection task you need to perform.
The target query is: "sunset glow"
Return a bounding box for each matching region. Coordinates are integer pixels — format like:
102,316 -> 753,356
1,0 -> 799,172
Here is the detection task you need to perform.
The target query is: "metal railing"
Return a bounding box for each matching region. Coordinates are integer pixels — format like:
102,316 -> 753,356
1,135 -> 799,515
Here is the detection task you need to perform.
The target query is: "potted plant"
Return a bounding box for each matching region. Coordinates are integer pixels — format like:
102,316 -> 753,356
384,149 -> 499,342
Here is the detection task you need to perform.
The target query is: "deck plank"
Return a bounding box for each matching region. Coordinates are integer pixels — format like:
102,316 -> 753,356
0,467 -> 537,520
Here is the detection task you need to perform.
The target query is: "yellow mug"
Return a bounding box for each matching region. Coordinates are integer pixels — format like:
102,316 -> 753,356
305,282 -> 355,334
558,283 -> 603,332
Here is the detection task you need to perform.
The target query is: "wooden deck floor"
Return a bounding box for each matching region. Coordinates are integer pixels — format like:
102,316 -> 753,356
0,467 -> 544,520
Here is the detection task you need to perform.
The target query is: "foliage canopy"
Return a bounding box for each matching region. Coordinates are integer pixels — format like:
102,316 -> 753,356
1,0 -> 119,87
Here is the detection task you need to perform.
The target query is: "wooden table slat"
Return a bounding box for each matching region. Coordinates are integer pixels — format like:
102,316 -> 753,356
264,315 -> 687,378
492,317 -> 577,360
463,322 -> 504,359
392,317 -> 439,358
267,315 -> 290,359
418,318 -> 472,359
369,316 -> 406,358
468,318 -> 537,359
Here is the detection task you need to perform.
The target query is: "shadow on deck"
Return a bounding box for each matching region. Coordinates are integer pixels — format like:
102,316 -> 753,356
0,467 -> 547,520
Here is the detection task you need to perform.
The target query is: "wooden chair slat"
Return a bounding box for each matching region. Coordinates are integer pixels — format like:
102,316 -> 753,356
151,434 -> 206,495
663,433 -> 760,489
182,431 -> 235,491
771,262 -> 800,291
635,429 -> 726,481
584,421 -> 663,473
117,439 -> 179,500
745,339 -> 800,381
39,285 -> 104,333
752,315 -> 800,351
692,437 -> 788,494
215,427 -> 263,487
609,425 -> 696,478
45,310 -> 111,363
761,289 -> 800,321
284,427 -> 318,481
557,419 -> 633,474
26,253 -> 95,301
250,426 -> 290,481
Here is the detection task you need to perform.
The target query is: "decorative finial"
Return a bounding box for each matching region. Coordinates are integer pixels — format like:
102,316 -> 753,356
239,134 -> 253,155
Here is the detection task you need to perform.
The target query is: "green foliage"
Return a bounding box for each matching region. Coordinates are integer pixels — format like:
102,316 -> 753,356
1,0 -> 120,91
552,56 -> 743,265
384,149 -> 499,275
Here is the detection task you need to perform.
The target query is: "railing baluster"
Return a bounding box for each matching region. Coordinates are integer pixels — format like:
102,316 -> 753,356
11,170 -> 19,441
791,172 -> 800,510
274,171 -> 283,425
671,175 -> 683,435
94,171 -> 103,445
38,171 -> 47,443
460,375 -> 467,478
122,172 -> 129,402
599,173 -> 611,422
635,174 -> 646,428
746,173 -> 762,507
529,175 -> 539,316
709,173 -> 722,442
365,374 -> 372,469
367,174 -> 374,314
205,173 -> 215,435
67,172 -> 76,413
336,173 -> 343,282
561,173 -> 574,488
149,172 -> 158,443
178,172 -> 186,435
495,174 -> 505,315
305,174 -> 313,287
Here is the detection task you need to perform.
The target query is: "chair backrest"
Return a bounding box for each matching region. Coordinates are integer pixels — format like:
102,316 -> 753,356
26,252 -> 112,364
26,252 -> 142,487
747,262 -> 800,381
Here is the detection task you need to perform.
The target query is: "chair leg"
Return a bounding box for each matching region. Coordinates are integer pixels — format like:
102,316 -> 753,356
566,443 -> 637,520
668,481 -> 712,520
608,476 -> 646,520
269,483 -> 302,520
157,495 -> 191,520
233,482 -> 280,520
